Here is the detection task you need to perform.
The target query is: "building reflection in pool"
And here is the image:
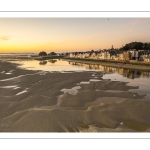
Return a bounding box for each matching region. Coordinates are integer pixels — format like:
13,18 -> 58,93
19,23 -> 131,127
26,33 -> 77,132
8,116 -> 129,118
69,61 -> 150,79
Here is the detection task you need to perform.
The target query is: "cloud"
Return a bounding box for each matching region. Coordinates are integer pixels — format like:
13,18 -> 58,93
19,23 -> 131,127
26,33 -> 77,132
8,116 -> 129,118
1,36 -> 10,40
130,19 -> 143,30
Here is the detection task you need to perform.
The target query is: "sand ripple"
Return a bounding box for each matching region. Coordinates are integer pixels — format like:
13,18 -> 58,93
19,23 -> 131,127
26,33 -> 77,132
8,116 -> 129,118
0,60 -> 150,132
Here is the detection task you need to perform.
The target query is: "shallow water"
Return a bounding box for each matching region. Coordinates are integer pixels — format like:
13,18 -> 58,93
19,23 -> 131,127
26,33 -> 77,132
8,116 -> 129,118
16,90 -> 27,95
102,73 -> 150,101
0,85 -> 18,88
5,59 -> 150,101
8,59 -> 100,72
61,86 -> 81,95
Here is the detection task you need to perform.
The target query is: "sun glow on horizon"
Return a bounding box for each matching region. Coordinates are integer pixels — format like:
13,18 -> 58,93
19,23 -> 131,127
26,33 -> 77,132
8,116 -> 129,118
0,18 -> 150,53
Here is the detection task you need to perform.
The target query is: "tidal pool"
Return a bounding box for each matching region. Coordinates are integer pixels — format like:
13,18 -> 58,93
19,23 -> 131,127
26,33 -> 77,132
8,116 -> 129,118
7,59 -> 150,101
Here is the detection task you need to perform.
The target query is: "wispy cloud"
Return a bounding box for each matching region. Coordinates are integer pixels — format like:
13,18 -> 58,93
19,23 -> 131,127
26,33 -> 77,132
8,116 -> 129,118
130,18 -> 143,30
1,36 -> 10,40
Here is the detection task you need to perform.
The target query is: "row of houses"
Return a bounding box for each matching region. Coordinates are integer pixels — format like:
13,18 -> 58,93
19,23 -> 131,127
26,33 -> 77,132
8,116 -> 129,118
69,49 -> 150,62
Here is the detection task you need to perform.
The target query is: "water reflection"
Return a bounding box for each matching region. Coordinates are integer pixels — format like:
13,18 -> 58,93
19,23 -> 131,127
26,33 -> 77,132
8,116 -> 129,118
49,59 -> 57,63
6,59 -> 150,101
39,60 -> 47,65
9,59 -> 103,72
8,59 -> 150,79
69,62 -> 150,79
69,61 -> 150,101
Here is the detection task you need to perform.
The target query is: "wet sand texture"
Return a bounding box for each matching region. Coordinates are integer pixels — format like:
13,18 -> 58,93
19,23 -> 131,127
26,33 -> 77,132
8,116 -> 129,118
0,61 -> 150,132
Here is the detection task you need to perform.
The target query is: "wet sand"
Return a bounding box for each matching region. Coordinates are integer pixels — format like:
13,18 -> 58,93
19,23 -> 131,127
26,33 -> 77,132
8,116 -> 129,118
0,60 -> 150,132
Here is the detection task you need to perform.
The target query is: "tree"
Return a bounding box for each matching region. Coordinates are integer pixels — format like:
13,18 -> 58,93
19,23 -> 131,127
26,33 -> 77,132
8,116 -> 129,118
144,43 -> 150,50
121,42 -> 144,51
49,52 -> 57,56
148,44 -> 150,50
39,51 -> 47,56
65,52 -> 70,56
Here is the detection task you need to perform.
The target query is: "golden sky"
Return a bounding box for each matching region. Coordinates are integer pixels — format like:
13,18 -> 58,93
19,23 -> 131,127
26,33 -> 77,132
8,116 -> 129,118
0,18 -> 150,53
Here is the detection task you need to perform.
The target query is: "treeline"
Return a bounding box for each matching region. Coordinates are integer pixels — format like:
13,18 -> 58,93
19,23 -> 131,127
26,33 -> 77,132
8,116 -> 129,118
119,42 -> 150,51
38,42 -> 150,56
39,51 -> 57,56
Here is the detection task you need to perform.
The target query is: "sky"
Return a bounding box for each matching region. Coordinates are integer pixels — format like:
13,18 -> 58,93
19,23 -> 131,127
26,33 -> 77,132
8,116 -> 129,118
0,18 -> 150,53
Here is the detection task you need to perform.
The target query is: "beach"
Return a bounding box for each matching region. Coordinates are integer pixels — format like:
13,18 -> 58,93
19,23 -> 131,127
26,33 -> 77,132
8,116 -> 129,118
0,60 -> 150,132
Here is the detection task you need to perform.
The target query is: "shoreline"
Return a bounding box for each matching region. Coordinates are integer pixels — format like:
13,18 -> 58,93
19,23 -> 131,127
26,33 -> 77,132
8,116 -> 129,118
63,58 -> 150,71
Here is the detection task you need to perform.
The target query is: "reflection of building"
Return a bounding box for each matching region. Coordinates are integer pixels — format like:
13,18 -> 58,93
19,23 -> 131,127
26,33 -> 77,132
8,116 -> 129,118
141,71 -> 150,78
122,70 -> 141,79
39,60 -> 47,65
69,61 -> 149,79
122,69 -> 130,77
117,68 -> 123,75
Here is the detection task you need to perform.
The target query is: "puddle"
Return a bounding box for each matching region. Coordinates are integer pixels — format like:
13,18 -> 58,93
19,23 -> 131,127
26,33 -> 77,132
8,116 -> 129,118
48,71 -> 58,73
95,89 -> 100,91
95,89 -> 124,93
77,79 -> 101,85
90,79 -> 101,82
60,86 -> 81,95
14,87 -> 21,89
120,122 -> 124,125
38,71 -> 47,75
60,71 -> 73,73
0,73 -> 38,81
102,73 -> 150,101
0,85 -> 18,88
105,90 -> 125,93
16,89 -> 27,95
123,120 -> 150,131
80,81 -> 90,84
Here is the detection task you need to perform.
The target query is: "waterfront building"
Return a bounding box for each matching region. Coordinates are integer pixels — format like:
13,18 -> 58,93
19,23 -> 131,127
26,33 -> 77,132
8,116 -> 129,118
123,51 -> 132,60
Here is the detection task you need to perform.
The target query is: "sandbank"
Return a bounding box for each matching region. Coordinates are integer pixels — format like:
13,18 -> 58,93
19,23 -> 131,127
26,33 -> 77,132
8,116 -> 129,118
0,60 -> 150,132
